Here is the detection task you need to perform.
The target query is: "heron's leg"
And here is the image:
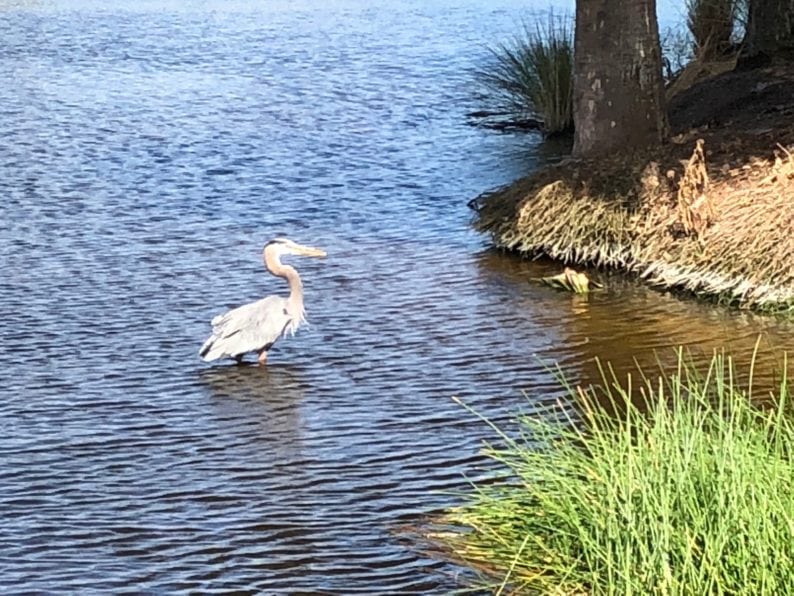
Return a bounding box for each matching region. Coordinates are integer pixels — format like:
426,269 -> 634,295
257,350 -> 268,366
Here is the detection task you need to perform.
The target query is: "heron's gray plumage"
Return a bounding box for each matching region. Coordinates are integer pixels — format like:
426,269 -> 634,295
199,238 -> 325,364
199,296 -> 298,361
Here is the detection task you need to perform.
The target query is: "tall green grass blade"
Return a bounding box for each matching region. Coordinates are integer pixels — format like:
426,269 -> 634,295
436,350 -> 794,594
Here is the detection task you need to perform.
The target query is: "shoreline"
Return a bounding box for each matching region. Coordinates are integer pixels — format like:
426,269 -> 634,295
472,60 -> 794,314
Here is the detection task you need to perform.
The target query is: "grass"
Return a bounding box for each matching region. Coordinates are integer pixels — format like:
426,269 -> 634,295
436,349 -> 794,594
472,139 -> 794,312
476,11 -> 573,136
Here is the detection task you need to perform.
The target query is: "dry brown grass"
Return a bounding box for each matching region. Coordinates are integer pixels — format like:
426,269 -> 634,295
642,145 -> 794,308
675,138 -> 714,236
473,140 -> 794,311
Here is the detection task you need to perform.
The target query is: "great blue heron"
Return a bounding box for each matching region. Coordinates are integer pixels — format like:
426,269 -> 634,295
199,238 -> 327,365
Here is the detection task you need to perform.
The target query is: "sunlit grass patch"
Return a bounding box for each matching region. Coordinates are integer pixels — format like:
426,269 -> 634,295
437,350 -> 794,594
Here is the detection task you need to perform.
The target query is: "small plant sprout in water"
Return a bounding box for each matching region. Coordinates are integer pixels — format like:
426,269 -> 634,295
537,267 -> 602,294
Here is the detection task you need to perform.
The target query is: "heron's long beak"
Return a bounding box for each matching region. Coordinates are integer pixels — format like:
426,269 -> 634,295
294,244 -> 327,258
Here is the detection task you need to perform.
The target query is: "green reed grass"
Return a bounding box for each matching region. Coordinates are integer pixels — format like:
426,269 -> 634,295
476,12 -> 573,136
440,350 -> 793,594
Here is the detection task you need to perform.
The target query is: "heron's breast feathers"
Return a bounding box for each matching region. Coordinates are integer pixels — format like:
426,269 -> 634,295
283,310 -> 306,338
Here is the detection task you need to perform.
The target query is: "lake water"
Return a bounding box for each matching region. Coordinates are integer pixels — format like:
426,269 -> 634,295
1,1 -> 791,593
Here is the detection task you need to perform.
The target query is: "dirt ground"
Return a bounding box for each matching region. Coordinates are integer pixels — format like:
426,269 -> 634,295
667,58 -> 794,176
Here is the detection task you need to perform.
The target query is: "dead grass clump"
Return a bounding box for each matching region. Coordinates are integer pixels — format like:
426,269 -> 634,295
474,140 -> 794,311
642,146 -> 794,309
675,138 -> 714,237
475,171 -> 636,267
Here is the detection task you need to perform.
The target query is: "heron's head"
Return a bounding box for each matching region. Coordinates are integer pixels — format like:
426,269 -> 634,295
265,238 -> 327,259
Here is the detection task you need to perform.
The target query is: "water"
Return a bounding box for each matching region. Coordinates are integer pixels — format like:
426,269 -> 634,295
1,1 -> 791,593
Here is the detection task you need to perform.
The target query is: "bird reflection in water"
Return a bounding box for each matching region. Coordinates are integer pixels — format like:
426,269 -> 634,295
198,365 -> 308,459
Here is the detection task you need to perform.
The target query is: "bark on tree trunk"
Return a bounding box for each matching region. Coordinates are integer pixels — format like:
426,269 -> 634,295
744,0 -> 794,56
573,0 -> 668,157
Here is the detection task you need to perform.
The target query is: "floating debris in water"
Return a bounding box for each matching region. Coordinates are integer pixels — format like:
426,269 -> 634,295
537,268 -> 602,294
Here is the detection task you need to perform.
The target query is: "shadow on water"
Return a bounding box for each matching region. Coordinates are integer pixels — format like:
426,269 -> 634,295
198,364 -> 308,456
198,362 -> 307,400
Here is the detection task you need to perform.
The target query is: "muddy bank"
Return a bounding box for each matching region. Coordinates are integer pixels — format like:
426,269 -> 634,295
473,60 -> 794,312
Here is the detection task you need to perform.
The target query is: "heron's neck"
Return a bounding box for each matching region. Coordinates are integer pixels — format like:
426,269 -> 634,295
264,250 -> 305,314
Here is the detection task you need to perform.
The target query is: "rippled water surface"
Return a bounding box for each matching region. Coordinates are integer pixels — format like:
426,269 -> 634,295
1,1 -> 791,593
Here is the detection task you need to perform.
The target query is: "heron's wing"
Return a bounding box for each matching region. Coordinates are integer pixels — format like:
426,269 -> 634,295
200,296 -> 291,361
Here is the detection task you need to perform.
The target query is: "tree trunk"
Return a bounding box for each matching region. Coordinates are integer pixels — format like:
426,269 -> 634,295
573,0 -> 668,157
743,0 -> 794,56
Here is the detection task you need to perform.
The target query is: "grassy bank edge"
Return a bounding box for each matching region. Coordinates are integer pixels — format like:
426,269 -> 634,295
432,348 -> 794,594
471,141 -> 794,315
